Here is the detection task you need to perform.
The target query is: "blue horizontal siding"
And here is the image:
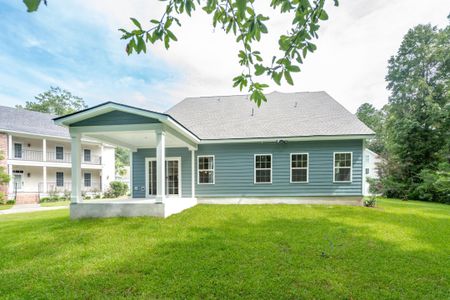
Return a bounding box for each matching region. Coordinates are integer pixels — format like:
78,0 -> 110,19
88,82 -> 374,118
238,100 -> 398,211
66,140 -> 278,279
71,111 -> 160,127
195,140 -> 363,197
131,139 -> 363,198
132,148 -> 192,198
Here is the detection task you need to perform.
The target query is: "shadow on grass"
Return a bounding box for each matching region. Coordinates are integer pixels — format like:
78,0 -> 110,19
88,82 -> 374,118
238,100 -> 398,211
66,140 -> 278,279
0,204 -> 449,299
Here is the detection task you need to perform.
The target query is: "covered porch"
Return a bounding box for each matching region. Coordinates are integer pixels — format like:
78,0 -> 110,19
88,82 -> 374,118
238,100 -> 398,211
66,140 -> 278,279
54,102 -> 200,219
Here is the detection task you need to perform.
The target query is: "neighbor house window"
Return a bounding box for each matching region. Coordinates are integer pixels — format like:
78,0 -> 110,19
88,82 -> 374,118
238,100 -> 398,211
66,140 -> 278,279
291,153 -> 308,183
56,146 -> 64,160
334,152 -> 352,182
84,173 -> 92,187
14,143 -> 22,158
198,155 -> 215,184
84,149 -> 91,162
56,172 -> 64,187
254,154 -> 272,184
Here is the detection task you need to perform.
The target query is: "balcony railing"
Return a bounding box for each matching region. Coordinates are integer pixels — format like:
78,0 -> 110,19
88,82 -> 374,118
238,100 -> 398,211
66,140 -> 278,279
12,150 -> 101,165
38,181 -> 101,193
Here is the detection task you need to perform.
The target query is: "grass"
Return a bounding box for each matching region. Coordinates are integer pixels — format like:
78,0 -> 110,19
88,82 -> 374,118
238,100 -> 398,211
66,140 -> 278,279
0,198 -> 449,299
40,200 -> 70,207
0,204 -> 13,210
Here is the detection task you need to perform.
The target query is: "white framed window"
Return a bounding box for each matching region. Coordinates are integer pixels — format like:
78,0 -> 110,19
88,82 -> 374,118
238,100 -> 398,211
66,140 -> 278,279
84,172 -> 92,187
198,155 -> 215,184
290,153 -> 308,183
333,152 -> 352,182
14,143 -> 22,158
83,149 -> 91,162
56,172 -> 64,187
254,154 -> 272,184
55,146 -> 64,160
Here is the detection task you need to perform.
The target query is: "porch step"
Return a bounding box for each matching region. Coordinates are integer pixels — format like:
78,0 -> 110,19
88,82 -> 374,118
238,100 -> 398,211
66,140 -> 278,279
15,193 -> 40,205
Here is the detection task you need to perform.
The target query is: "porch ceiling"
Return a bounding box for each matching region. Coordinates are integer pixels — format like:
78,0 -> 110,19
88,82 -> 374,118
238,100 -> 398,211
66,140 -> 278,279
84,130 -> 189,150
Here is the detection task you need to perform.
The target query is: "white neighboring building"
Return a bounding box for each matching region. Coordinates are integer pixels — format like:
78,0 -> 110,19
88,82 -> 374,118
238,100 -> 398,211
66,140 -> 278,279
363,148 -> 381,196
0,106 -> 116,204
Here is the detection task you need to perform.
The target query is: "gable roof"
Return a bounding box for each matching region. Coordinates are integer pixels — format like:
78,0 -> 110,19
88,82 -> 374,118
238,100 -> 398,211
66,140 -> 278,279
166,91 -> 374,140
0,105 -> 69,138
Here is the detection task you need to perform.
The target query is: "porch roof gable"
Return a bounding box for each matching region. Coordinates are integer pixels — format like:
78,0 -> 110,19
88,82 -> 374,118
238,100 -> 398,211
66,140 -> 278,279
53,102 -> 200,144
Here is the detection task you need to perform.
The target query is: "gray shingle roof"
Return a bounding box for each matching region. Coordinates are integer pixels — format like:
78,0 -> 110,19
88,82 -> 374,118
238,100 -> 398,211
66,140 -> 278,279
0,105 -> 69,138
166,91 -> 374,140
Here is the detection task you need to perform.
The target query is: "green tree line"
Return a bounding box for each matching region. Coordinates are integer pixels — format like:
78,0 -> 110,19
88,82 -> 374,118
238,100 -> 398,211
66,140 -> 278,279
356,21 -> 450,203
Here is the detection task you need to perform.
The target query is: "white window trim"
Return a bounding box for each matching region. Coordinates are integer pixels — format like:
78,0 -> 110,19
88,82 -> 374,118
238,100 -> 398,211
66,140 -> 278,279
290,153 -> 309,183
333,152 -> 353,183
254,154 -> 272,184
83,148 -> 92,162
144,157 -> 182,198
55,145 -> 64,160
197,155 -> 215,185
13,142 -> 23,159
83,172 -> 92,187
56,171 -> 64,187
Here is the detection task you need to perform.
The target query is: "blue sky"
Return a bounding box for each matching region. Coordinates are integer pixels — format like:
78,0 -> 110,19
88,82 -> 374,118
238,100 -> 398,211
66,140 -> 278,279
0,0 -> 181,111
0,0 -> 448,112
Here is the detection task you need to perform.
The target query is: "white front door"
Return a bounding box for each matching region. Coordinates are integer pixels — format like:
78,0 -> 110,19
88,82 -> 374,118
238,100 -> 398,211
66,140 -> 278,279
145,157 -> 181,198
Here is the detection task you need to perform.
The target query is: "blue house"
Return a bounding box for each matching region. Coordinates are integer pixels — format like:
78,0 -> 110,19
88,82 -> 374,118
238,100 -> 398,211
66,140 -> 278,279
54,91 -> 374,218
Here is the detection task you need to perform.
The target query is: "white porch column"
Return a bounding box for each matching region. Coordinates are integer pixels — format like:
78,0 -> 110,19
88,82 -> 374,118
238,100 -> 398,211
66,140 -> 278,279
155,130 -> 165,203
42,166 -> 47,194
70,132 -> 82,203
42,138 -> 47,162
8,134 -> 12,158
190,149 -> 195,198
7,164 -> 13,194
100,145 -> 106,192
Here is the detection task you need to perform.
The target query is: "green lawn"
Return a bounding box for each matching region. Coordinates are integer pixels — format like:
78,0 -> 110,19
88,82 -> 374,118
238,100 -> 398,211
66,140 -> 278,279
0,198 -> 449,299
0,204 -> 13,210
40,200 -> 70,207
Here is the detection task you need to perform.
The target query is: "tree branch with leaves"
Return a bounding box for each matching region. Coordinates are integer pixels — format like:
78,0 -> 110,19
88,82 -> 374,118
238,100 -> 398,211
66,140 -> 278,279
120,0 -> 338,105
24,0 -> 338,106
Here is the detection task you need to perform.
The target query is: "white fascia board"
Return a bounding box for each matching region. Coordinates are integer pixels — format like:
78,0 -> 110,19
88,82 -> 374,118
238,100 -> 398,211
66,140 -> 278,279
200,134 -> 375,144
55,103 -> 168,127
54,102 -> 199,145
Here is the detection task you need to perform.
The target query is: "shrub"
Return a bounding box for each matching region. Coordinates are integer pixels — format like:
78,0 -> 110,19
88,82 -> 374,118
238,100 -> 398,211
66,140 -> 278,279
84,196 -> 92,200
6,199 -> 15,205
415,163 -> 450,204
40,196 -> 66,203
104,181 -> 129,198
94,194 -> 102,199
363,196 -> 377,208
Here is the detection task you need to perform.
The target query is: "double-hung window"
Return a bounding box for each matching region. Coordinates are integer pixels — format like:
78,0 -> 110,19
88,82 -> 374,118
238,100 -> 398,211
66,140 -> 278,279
84,149 -> 91,162
56,172 -> 64,187
55,146 -> 64,160
291,153 -> 308,183
84,173 -> 92,187
254,154 -> 272,184
334,152 -> 352,182
198,155 -> 215,184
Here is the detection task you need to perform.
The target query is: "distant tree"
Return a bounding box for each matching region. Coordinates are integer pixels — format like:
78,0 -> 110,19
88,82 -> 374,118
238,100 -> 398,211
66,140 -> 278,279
380,22 -> 450,202
115,147 -> 130,177
17,87 -> 87,116
356,103 -> 386,154
23,0 -> 339,106
0,151 -> 10,204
